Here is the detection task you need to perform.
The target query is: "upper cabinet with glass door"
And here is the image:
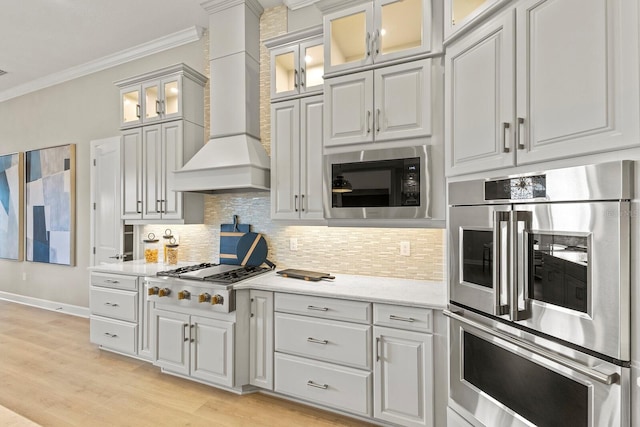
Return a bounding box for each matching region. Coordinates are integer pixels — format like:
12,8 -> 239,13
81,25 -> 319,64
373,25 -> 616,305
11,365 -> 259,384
444,0 -> 509,42
267,27 -> 324,101
323,0 -> 432,75
116,64 -> 207,129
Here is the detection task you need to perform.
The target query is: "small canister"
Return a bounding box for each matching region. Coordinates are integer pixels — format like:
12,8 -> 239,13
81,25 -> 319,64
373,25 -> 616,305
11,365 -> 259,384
166,238 -> 179,265
162,228 -> 174,264
143,233 -> 159,263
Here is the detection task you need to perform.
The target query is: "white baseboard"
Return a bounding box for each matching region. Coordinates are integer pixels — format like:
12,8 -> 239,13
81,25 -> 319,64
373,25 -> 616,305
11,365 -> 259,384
0,291 -> 89,318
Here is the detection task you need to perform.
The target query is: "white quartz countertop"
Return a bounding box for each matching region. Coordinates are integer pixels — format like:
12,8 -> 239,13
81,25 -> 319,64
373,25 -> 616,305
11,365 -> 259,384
88,260 -> 195,276
235,270 -> 446,309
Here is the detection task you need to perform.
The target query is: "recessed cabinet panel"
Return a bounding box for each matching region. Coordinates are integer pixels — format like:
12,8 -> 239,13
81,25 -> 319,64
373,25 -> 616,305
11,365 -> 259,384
191,316 -> 234,387
271,100 -> 300,219
155,310 -> 190,376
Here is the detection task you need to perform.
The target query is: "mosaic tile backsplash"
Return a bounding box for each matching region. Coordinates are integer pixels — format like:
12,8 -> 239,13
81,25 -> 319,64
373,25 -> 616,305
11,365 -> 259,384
142,6 -> 445,282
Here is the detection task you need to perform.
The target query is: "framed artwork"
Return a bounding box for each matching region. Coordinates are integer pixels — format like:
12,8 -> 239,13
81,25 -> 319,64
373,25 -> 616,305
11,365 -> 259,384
26,144 -> 76,266
0,152 -> 24,261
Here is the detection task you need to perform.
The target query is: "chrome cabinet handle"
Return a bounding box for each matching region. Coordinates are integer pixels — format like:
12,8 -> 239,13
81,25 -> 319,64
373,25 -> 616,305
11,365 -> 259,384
156,200 -> 161,213
376,337 -> 381,361
104,332 -> 118,338
301,194 -> 305,212
502,122 -> 511,153
137,200 -> 142,214
444,310 -> 620,386
104,279 -> 119,284
294,69 -> 299,88
374,29 -> 380,55
376,108 -> 381,133
294,194 -> 299,212
190,324 -> 195,343
300,67 -> 305,87
517,117 -> 526,149
389,314 -> 415,322
183,323 -> 189,342
108,255 -> 121,260
136,104 -> 141,119
155,100 -> 161,115
366,110 -> 371,134
307,305 -> 329,312
307,380 -> 328,389
103,302 -> 119,307
307,337 -> 329,345
161,100 -> 166,115
366,32 -> 371,57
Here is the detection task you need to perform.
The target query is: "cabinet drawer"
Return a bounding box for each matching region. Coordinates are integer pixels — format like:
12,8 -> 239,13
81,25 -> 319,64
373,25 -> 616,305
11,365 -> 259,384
275,313 -> 371,369
374,304 -> 432,333
90,287 -> 138,322
275,293 -> 371,323
91,272 -> 138,291
275,353 -> 372,417
90,317 -> 137,355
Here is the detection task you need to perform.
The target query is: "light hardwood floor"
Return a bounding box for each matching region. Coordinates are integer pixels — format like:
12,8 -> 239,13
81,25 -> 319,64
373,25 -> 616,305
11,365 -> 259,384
0,301 -> 374,427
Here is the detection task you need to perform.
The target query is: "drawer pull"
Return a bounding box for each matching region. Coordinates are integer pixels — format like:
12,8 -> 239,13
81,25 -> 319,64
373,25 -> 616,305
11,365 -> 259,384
307,337 -> 329,345
307,380 -> 328,390
307,305 -> 329,312
376,337 -> 381,361
104,332 -> 118,338
105,280 -> 120,284
104,302 -> 119,307
389,314 -> 415,322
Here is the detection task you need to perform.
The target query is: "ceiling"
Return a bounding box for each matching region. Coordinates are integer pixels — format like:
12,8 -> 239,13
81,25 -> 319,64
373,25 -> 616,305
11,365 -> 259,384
0,0 -> 282,101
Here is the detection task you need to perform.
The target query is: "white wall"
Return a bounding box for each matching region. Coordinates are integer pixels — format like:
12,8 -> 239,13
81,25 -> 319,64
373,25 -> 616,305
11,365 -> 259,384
0,39 -> 206,308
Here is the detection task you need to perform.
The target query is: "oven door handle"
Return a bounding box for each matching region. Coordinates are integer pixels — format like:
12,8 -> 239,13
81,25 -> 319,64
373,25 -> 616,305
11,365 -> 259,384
494,211 -> 510,316
444,310 -> 620,385
511,210 -> 532,321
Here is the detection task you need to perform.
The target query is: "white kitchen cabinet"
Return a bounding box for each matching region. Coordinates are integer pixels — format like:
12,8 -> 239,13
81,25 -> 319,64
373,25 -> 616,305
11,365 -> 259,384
89,272 -> 141,357
271,95 -> 325,221
121,120 -> 204,224
443,0 -> 508,42
153,308 -> 235,387
269,32 -> 324,101
138,284 -> 154,360
323,0 -> 432,75
249,290 -> 274,390
373,304 -> 434,427
324,59 -> 431,148
445,0 -> 640,176
117,63 -> 206,129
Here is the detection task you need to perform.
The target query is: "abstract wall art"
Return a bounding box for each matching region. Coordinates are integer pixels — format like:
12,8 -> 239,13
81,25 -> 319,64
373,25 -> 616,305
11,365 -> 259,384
26,144 -> 76,266
0,152 -> 24,261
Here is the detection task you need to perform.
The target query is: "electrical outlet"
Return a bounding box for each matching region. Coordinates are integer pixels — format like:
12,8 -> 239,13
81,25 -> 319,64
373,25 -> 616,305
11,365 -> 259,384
290,238 -> 298,251
400,241 -> 411,256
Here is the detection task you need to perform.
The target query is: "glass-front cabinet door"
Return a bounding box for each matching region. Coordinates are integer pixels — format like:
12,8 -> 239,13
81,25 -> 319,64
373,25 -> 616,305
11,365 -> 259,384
375,0 -> 431,63
271,46 -> 300,99
162,76 -> 182,121
324,3 -> 374,74
120,86 -> 142,128
270,38 -> 324,100
444,0 -> 504,40
299,39 -> 324,95
142,81 -> 161,124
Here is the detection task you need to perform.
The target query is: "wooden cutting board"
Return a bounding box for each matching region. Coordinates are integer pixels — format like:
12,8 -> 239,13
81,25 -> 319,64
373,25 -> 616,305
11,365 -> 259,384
276,269 -> 335,281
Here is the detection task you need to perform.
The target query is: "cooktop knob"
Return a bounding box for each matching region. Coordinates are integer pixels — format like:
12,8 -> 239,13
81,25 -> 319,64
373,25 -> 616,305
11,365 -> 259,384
158,288 -> 171,297
178,290 -> 191,300
148,286 -> 159,296
198,293 -> 211,303
211,295 -> 224,305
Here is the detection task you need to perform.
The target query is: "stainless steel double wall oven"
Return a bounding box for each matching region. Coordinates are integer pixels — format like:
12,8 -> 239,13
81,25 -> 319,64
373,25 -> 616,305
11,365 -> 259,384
447,161 -> 633,426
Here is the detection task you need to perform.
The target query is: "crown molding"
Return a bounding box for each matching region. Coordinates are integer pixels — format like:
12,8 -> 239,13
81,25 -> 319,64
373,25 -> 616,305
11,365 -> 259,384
0,26 -> 205,103
283,0 -> 320,10
200,0 -> 264,17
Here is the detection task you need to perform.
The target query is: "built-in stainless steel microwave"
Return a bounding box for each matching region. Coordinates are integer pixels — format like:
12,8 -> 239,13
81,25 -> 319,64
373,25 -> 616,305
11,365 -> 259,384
324,145 -> 430,219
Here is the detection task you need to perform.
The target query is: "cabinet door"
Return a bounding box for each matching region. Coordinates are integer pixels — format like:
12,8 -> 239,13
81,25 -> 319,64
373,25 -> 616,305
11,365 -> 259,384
374,59 -> 432,142
445,10 -> 516,176
515,0 -> 639,164
250,290 -> 274,390
374,0 -> 431,63
142,80 -> 162,124
160,121 -> 183,220
374,326 -> 434,427
271,100 -> 301,219
444,0 -> 505,41
191,316 -> 234,387
271,45 -> 300,100
121,129 -> 143,219
154,309 -> 190,376
138,284 -> 153,360
324,71 -> 374,147
120,85 -> 142,128
299,38 -> 325,96
324,3 -> 374,74
161,76 -> 182,121
142,125 -> 162,219
300,95 -> 325,220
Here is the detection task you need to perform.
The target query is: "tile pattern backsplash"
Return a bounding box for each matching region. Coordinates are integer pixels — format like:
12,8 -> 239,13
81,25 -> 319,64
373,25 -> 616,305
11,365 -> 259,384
142,6 -> 445,282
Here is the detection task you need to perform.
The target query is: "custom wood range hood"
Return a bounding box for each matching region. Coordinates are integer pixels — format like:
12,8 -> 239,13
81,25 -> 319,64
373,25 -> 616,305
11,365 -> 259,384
172,0 -> 270,194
